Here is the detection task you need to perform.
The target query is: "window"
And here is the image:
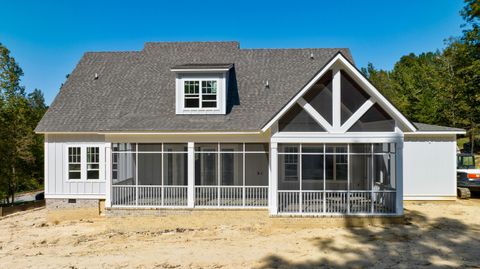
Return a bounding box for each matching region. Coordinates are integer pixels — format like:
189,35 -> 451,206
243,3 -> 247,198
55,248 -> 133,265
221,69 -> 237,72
184,81 -> 199,108
68,147 -> 81,180
87,147 -> 100,180
326,145 -> 348,183
184,80 -> 217,109
284,146 -> 299,181
66,145 -> 104,181
201,81 -> 217,108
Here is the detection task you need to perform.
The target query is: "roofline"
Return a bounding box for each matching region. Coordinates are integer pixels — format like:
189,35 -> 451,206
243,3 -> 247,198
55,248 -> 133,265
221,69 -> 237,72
261,52 -> 417,132
170,68 -> 231,72
405,131 -> 466,135
36,131 -> 264,135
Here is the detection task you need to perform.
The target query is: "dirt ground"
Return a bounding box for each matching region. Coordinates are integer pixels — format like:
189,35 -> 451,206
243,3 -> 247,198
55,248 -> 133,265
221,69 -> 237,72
1,200 -> 480,269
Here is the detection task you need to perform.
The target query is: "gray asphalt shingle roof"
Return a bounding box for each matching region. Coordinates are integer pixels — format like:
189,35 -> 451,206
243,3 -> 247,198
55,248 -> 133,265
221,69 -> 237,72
36,41 -> 354,132
413,122 -> 465,132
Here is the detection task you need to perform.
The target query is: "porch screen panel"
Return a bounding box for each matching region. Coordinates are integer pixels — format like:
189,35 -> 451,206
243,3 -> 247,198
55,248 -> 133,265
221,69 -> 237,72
138,153 -> 161,185
301,144 -> 324,191
325,145 -> 348,190
373,143 -> 396,190
278,144 -> 300,190
219,144 -> 243,186
347,104 -> 395,132
279,104 -> 326,132
350,144 -> 372,190
195,144 -> 218,186
111,143 -> 136,206
112,143 -> 136,186
340,70 -> 370,124
163,144 -> 188,186
303,71 -> 333,124
220,153 -> 243,186
245,152 -> 269,186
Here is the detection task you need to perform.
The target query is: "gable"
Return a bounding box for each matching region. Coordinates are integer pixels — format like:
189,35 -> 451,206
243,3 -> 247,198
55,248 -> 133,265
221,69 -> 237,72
265,53 -> 416,133
278,103 -> 326,132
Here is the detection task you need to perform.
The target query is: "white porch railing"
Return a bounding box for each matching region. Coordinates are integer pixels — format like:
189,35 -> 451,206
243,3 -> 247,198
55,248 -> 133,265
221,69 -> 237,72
112,185 -> 268,208
112,185 -> 188,207
278,190 -> 396,214
195,186 -> 268,207
111,185 -> 136,206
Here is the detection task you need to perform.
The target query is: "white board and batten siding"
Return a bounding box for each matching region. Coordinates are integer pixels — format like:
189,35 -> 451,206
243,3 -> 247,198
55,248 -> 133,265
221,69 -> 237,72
403,134 -> 457,200
45,134 -> 107,199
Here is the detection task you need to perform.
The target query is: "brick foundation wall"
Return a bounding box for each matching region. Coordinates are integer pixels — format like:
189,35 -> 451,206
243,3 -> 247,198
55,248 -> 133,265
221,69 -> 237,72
46,198 -> 100,209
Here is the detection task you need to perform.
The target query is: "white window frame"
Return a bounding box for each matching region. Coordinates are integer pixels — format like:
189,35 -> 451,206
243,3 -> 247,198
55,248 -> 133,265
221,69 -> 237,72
64,144 -> 105,182
86,146 -> 100,180
182,79 -> 220,110
67,146 -> 82,180
283,146 -> 299,182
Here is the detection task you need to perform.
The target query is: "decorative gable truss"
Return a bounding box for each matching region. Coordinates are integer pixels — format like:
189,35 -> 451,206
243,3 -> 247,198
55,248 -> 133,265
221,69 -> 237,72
263,53 -> 416,134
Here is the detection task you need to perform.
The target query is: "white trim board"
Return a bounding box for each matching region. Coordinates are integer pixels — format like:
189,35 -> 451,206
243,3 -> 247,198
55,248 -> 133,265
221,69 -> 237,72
403,195 -> 456,201
45,194 -> 106,199
297,97 -> 333,131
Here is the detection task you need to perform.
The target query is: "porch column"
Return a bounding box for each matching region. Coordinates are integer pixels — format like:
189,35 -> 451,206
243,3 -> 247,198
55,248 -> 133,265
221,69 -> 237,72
269,142 -> 278,215
332,66 -> 341,131
187,142 -> 195,208
105,144 -> 112,208
396,140 -> 404,215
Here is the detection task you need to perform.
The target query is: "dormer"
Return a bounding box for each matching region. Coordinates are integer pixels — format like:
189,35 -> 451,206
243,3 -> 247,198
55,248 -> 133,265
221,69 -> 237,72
171,63 -> 233,115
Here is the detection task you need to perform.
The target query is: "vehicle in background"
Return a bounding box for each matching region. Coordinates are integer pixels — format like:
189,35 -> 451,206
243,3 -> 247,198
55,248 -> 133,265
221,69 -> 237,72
457,153 -> 480,198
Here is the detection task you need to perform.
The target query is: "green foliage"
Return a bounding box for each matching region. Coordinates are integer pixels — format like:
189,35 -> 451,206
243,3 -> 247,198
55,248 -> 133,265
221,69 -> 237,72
364,0 -> 480,152
0,43 -> 47,204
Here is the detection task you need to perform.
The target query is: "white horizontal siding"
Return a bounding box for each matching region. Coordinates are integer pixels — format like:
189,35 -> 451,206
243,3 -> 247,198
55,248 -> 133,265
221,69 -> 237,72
45,134 -> 107,197
403,135 -> 457,200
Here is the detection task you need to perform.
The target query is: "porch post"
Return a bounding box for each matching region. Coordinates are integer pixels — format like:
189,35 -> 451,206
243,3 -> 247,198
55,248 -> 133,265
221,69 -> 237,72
105,144 -> 112,208
187,142 -> 195,208
396,140 -> 404,215
269,142 -> 278,215
332,66 -> 341,131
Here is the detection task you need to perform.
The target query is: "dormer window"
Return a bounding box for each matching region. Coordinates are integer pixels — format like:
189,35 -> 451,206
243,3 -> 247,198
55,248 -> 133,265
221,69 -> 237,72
172,63 -> 232,115
184,80 -> 218,108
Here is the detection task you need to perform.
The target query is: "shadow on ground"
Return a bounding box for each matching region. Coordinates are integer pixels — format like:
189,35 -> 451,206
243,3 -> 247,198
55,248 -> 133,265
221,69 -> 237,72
256,209 -> 480,268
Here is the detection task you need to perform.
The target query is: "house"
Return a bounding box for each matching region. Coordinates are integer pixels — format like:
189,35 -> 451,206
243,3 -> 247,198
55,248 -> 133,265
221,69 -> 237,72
35,41 -> 465,217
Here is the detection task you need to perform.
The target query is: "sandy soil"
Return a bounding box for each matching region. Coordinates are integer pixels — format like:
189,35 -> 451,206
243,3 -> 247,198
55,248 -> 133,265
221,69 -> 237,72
1,200 -> 480,269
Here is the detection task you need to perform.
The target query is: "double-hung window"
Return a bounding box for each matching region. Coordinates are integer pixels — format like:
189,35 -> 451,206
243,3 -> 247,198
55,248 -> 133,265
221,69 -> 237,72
66,145 -> 104,181
68,147 -> 82,180
87,147 -> 100,180
184,80 -> 217,109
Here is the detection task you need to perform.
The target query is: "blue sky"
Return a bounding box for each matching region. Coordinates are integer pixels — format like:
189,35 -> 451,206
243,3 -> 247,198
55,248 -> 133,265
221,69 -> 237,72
1,0 -> 465,105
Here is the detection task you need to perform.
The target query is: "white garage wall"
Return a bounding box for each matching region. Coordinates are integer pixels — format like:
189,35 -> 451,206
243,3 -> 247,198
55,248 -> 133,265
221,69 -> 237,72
403,135 -> 457,200
45,134 -> 107,199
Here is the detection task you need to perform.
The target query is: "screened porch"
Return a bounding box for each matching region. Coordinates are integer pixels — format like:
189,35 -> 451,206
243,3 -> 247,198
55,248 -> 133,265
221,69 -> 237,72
110,142 -> 269,208
276,143 -> 397,215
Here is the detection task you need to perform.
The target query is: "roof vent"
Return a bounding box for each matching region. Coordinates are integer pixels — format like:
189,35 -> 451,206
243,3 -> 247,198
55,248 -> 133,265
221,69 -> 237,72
310,53 -> 314,59
265,80 -> 270,88
94,73 -> 99,80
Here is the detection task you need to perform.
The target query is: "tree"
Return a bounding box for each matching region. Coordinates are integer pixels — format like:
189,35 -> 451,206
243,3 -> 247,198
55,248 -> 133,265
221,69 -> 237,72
0,43 -> 46,204
363,0 -> 480,152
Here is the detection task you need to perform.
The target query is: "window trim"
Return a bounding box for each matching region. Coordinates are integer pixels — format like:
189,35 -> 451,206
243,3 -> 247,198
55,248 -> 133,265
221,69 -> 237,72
86,146 -> 100,180
64,144 -> 105,182
283,146 -> 299,182
182,79 -> 220,110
